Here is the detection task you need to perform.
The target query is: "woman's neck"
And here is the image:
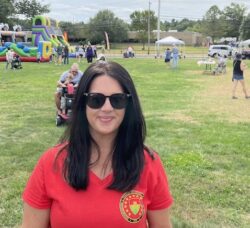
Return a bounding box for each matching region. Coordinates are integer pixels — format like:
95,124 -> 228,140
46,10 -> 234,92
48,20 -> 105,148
89,134 -> 116,179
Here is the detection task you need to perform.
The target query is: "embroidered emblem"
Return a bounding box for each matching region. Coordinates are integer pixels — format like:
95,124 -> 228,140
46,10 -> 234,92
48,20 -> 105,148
119,190 -> 145,223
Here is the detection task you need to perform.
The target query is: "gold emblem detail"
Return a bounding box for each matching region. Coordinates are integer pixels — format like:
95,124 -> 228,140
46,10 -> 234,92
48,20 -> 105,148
119,191 -> 144,223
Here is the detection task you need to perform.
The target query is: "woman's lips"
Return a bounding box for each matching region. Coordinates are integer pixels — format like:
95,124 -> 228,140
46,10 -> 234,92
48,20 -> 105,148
99,116 -> 113,122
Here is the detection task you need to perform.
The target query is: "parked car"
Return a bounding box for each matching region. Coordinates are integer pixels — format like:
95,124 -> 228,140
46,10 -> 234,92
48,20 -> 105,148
208,45 -> 232,58
241,49 -> 250,59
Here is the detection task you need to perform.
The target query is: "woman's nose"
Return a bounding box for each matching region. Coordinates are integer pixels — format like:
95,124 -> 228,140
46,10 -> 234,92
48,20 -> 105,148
100,97 -> 113,110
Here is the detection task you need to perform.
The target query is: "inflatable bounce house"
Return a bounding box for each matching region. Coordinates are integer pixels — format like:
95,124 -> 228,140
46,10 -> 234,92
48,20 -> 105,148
32,15 -> 70,50
0,15 -> 70,62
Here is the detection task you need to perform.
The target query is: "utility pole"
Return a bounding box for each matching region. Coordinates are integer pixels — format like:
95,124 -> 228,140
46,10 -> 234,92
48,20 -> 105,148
157,0 -> 161,57
147,1 -> 151,55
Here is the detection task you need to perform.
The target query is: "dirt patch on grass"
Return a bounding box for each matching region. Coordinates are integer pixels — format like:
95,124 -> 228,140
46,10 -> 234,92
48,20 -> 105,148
191,70 -> 250,123
160,111 -> 200,124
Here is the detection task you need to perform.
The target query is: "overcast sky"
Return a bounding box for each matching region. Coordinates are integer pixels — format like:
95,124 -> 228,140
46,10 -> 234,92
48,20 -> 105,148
39,0 -> 250,23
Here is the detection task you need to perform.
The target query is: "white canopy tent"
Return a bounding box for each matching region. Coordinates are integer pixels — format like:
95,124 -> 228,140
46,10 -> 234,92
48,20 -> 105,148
155,36 -> 185,58
155,36 -> 185,45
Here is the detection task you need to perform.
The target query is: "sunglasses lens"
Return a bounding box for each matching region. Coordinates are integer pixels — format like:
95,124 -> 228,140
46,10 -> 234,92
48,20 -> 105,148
110,94 -> 128,109
87,94 -> 105,109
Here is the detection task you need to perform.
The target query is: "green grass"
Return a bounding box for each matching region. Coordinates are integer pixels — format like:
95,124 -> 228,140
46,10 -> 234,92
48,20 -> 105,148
0,58 -> 250,227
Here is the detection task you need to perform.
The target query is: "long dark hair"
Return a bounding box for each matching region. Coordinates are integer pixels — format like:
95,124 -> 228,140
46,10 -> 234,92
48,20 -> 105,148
59,61 -> 147,192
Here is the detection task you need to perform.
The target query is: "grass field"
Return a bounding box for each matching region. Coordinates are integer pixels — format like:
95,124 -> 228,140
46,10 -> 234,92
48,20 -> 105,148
0,57 -> 250,227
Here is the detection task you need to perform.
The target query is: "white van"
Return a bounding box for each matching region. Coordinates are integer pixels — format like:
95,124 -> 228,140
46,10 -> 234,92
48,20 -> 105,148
208,45 -> 232,58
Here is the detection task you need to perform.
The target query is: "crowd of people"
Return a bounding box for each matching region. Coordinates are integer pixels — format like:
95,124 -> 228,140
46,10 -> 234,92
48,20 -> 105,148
3,41 -> 249,101
2,40 -> 106,72
50,43 -> 98,66
50,44 -> 69,65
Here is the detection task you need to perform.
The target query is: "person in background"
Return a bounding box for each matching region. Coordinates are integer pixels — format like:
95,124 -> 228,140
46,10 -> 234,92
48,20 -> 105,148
5,47 -> 14,70
78,46 -> 85,63
92,45 -> 97,58
12,54 -> 22,69
63,45 -> 69,65
75,45 -> 80,63
96,53 -> 106,61
165,48 -> 171,66
86,44 -> 93,63
218,54 -> 227,67
54,63 -> 83,113
56,44 -> 63,65
36,51 -> 41,63
127,46 -> 134,58
21,61 -> 173,228
171,45 -> 179,68
232,53 -> 250,99
51,46 -> 57,64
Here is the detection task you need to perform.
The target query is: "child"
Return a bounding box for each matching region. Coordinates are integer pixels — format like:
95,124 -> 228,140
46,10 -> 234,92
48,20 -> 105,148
64,73 -> 74,85
36,51 -> 41,63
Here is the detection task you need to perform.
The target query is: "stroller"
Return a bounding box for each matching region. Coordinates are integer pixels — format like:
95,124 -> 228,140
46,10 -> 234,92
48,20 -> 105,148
212,56 -> 227,75
12,55 -> 22,69
56,83 -> 75,126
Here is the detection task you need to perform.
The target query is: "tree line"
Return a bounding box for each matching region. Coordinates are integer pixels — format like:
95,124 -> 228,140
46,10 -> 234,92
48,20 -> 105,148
1,1 -> 249,45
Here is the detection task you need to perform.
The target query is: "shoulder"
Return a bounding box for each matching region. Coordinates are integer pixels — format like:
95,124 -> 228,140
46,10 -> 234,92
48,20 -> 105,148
38,143 -> 67,167
61,70 -> 70,77
142,147 -> 171,184
32,144 -> 68,176
143,148 -> 164,171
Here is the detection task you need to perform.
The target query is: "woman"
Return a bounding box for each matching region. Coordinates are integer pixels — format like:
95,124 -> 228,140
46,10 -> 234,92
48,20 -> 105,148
232,53 -> 250,99
86,45 -> 94,63
22,61 -> 173,228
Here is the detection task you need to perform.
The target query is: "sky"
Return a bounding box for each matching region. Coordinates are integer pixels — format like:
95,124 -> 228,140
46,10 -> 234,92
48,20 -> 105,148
39,0 -> 250,23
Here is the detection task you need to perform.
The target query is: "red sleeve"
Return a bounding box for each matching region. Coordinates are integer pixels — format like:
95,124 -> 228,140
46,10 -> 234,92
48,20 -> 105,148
147,153 -> 173,210
22,151 -> 52,209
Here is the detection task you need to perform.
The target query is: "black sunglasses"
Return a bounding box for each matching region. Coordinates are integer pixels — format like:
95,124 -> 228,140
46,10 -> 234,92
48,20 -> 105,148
84,93 -> 131,109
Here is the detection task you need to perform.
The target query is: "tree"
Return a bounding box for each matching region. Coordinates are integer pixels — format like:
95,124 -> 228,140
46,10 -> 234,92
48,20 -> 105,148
175,18 -> 196,32
0,0 -> 15,23
161,21 -> 170,31
201,5 -> 224,42
220,3 -> 247,39
87,10 -> 129,44
169,19 -> 178,30
15,0 -> 50,20
239,13 -> 250,40
130,10 -> 157,49
60,21 -> 87,42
